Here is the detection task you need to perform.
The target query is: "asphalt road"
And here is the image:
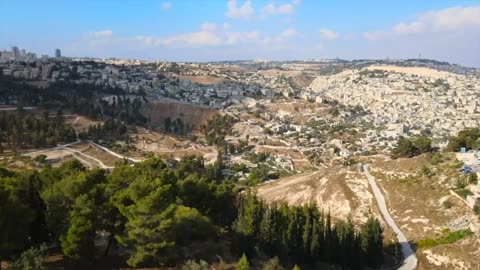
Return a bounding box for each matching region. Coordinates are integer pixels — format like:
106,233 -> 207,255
362,164 -> 418,270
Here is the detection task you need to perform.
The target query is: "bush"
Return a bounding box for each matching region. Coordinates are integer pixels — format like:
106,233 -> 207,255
469,173 -> 478,185
442,200 -> 453,209
182,260 -> 210,270
10,244 -> 48,270
33,154 -> 47,163
474,199 -> 480,216
262,257 -> 285,270
417,229 -> 473,248
455,188 -> 473,199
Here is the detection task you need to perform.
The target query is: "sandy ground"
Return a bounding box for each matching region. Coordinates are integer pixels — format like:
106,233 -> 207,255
369,155 -> 480,270
366,65 -> 455,79
256,166 -> 375,224
132,128 -> 217,163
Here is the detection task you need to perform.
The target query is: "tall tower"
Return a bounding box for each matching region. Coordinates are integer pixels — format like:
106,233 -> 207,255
55,48 -> 61,58
11,46 -> 20,59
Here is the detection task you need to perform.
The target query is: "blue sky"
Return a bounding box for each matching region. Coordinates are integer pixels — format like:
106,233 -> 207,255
1,0 -> 479,66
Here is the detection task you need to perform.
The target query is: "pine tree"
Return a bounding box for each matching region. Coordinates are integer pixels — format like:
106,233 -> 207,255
361,217 -> 384,268
237,253 -> 250,270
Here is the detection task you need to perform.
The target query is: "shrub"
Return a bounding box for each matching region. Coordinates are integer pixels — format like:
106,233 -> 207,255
262,257 -> 285,270
455,188 -> 473,199
417,229 -> 473,248
237,253 -> 250,270
182,260 -> 210,270
10,244 -> 48,270
474,199 -> 480,216
442,200 -> 453,209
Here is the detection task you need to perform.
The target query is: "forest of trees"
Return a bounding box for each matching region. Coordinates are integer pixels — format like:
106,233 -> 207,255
0,155 -> 385,269
233,194 -> 384,269
0,110 -> 76,153
201,114 -> 237,146
164,117 -> 194,137
79,119 -> 128,142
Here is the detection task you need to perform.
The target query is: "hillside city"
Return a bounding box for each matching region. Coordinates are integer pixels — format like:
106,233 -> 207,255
1,45 -> 480,270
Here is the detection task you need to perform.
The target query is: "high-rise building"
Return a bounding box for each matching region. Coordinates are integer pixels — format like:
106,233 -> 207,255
55,49 -> 61,58
12,46 -> 20,59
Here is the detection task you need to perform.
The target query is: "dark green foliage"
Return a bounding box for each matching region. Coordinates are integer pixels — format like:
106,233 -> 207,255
201,114 -> 237,146
391,137 -> 420,159
447,128 -> 480,151
0,111 -> 76,151
80,118 -> 128,141
233,194 -> 383,269
0,175 -> 36,256
0,154 -> 381,269
414,136 -> 433,153
0,76 -> 147,126
360,217 -> 384,268
164,117 -> 192,136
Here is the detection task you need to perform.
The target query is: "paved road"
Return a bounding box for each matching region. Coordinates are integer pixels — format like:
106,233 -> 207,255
362,164 -> 418,270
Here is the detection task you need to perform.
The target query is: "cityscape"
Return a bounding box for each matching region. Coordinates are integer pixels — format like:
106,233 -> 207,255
1,1 -> 480,270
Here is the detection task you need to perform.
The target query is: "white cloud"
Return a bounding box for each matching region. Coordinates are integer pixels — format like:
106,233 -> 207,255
226,0 -> 254,19
135,22 -> 261,48
393,22 -> 425,34
200,22 -> 217,32
292,0 -> 301,5
364,5 -> 480,40
161,2 -> 172,10
319,28 -> 340,40
278,27 -> 298,40
261,3 -> 296,16
363,31 -> 388,41
420,6 -> 480,30
225,31 -> 260,45
88,30 -> 113,38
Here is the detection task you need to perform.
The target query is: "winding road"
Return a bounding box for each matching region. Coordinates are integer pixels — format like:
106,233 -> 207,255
362,164 -> 418,270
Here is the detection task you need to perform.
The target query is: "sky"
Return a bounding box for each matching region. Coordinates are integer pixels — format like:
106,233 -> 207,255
0,0 -> 479,67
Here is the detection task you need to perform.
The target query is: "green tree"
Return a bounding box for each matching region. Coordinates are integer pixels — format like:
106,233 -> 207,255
414,136 -> 433,153
60,194 -> 97,264
391,137 -> 420,159
292,265 -> 301,270
0,175 -> 35,256
115,174 -> 177,267
237,253 -> 250,270
361,217 -> 384,268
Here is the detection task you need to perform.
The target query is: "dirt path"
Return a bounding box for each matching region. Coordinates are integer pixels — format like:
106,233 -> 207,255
362,164 -> 418,270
